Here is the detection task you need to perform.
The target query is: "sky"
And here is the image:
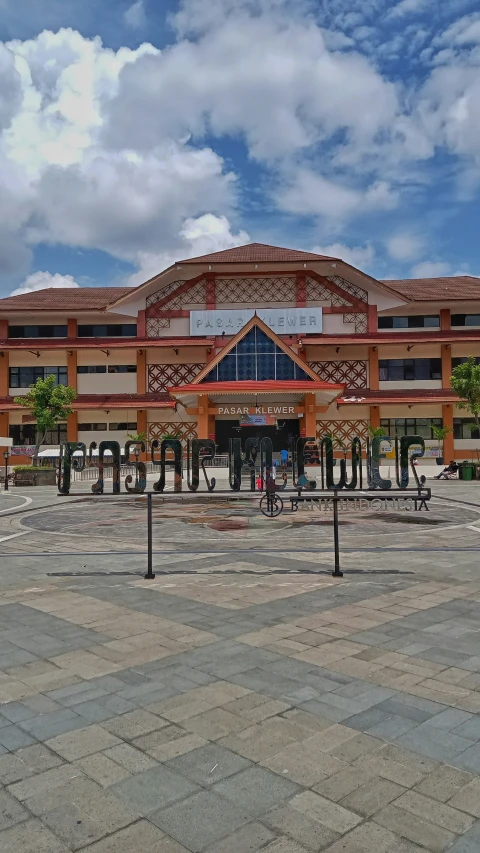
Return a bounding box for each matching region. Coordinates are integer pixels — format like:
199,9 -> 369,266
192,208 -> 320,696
1,0 -> 480,298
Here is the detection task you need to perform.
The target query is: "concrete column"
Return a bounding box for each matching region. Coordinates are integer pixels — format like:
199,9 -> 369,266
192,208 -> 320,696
137,310 -> 146,338
367,305 -> 378,333
67,318 -> 77,338
0,351 -> 8,397
197,395 -> 209,439
369,347 -> 379,391
442,403 -> 454,461
0,412 -> 9,448
440,308 -> 450,331
67,350 -> 77,390
0,319 -> 8,340
137,350 -> 147,395
304,393 -> 316,438
67,412 -> 78,442
370,405 -> 380,429
137,409 -> 147,460
441,344 -> 452,389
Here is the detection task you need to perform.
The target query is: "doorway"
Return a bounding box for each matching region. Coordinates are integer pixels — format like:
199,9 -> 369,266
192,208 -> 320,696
215,418 -> 300,453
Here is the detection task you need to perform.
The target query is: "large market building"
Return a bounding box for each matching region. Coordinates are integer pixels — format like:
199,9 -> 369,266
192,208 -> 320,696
1,242 -> 480,465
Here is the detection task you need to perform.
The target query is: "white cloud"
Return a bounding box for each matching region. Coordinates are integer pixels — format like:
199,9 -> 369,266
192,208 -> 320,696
311,242 -> 375,270
10,270 -> 80,295
128,213 -> 250,286
277,170 -> 397,220
388,0 -> 428,18
387,233 -> 425,261
124,0 -> 146,29
410,261 -> 451,278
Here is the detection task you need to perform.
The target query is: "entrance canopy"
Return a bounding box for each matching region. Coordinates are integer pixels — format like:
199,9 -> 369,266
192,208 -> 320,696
168,315 -> 344,409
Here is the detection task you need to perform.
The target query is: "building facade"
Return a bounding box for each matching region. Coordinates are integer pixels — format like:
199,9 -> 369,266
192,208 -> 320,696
1,242 -> 480,465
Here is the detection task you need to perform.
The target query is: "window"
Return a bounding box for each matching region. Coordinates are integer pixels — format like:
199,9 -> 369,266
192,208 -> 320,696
77,324 -> 137,337
9,366 -> 68,388
9,424 -> 66,444
77,366 -> 107,374
8,325 -> 68,338
380,419 -> 442,439
203,327 -> 311,382
107,365 -> 136,373
451,315 -> 480,327
452,357 -> 480,369
379,359 -> 442,381
78,423 -> 108,431
378,316 -> 439,329
454,418 -> 480,439
109,422 -> 137,431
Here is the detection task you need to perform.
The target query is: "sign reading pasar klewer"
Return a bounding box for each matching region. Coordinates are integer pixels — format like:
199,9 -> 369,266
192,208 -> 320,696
190,308 -> 322,335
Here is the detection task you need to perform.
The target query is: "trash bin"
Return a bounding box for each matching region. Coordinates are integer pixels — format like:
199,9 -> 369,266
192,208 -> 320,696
462,464 -> 475,481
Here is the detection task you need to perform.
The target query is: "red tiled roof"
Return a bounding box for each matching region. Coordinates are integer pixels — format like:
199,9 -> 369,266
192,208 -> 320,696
339,389 -> 459,405
0,287 -> 135,311
0,337 -> 212,350
0,393 -> 175,411
170,380 -> 344,395
302,330 -> 480,346
177,243 -> 338,265
384,276 -> 480,301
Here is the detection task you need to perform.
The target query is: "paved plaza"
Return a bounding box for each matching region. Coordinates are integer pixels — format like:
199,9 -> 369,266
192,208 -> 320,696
1,483 -> 480,851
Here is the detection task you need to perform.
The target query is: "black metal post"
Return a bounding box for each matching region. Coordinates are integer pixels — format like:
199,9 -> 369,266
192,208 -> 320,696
144,493 -> 156,579
3,452 -> 8,492
332,490 -> 343,577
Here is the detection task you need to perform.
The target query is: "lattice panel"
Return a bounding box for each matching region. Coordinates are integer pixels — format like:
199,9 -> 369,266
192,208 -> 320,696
216,277 -> 296,304
147,280 -> 186,307
343,313 -> 367,334
146,317 -> 170,337
148,422 -> 197,447
305,277 -> 350,306
316,420 -> 369,442
309,361 -> 367,389
147,279 -> 207,311
148,363 -> 204,392
327,275 -> 368,304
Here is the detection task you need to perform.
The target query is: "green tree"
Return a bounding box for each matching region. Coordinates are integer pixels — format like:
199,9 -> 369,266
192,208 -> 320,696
431,424 -> 452,460
14,374 -> 76,462
451,357 -> 480,428
368,425 -> 387,438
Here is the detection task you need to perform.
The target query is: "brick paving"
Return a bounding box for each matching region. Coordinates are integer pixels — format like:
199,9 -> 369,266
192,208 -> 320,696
1,483 -> 480,850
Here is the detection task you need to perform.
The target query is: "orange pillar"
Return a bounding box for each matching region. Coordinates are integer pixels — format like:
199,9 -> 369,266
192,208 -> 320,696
197,395 -> 209,439
137,350 -> 147,395
369,347 -> 379,391
67,349 -> 77,390
137,409 -> 147,460
370,405 -> 380,430
67,318 -> 77,339
440,308 -> 450,331
442,403 -> 454,462
441,344 -> 452,389
67,412 -> 78,442
0,351 -> 8,397
304,393 -> 316,438
0,412 -> 9,447
137,310 -> 146,338
367,305 -> 378,333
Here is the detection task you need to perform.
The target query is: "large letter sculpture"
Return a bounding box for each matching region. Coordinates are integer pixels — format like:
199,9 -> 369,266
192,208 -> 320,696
124,440 -> 147,494
396,435 -> 425,488
187,439 -> 216,492
58,442 -> 87,495
368,436 -> 392,490
91,441 -> 121,494
152,438 -> 183,492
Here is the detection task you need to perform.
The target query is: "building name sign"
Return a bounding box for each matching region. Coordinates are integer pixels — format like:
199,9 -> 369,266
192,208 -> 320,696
218,406 -> 295,415
190,308 -> 322,336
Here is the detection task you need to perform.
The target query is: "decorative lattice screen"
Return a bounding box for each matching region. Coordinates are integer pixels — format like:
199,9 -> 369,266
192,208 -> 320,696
148,422 -> 198,447
146,317 -> 170,337
309,361 -> 368,389
216,277 -> 296,303
148,363 -> 204,392
343,313 -> 368,334
316,420 -> 369,442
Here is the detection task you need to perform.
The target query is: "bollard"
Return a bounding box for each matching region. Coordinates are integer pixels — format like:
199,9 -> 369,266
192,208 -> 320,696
144,493 -> 156,579
332,490 -> 343,577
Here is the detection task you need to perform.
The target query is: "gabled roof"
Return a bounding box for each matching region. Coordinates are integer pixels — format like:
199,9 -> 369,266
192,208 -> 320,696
0,287 -> 135,312
190,314 -> 321,384
384,276 -> 480,301
177,242 -> 338,265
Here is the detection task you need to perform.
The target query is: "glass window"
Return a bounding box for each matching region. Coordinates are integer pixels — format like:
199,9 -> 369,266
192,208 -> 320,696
10,366 -> 67,387
8,325 -> 67,338
77,366 -> 107,374
452,315 -> 480,327
78,423 -> 108,431
454,418 -> 480,439
109,422 -> 137,431
378,316 -> 440,330
381,418 -> 442,438
107,365 -> 137,373
77,324 -> 137,337
203,327 -> 314,382
452,357 -> 480,369
379,359 -> 443,381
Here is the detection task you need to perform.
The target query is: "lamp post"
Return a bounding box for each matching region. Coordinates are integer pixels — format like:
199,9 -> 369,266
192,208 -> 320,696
3,449 -> 9,492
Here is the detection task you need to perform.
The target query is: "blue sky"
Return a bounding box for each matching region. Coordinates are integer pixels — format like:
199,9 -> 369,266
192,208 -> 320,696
1,0 -> 480,297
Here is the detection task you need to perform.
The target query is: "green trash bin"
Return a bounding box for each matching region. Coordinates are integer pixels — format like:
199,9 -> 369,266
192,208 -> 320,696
463,464 -> 475,481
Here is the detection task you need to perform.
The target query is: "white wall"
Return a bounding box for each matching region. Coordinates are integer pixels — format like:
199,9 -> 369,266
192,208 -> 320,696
77,373 -> 136,394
